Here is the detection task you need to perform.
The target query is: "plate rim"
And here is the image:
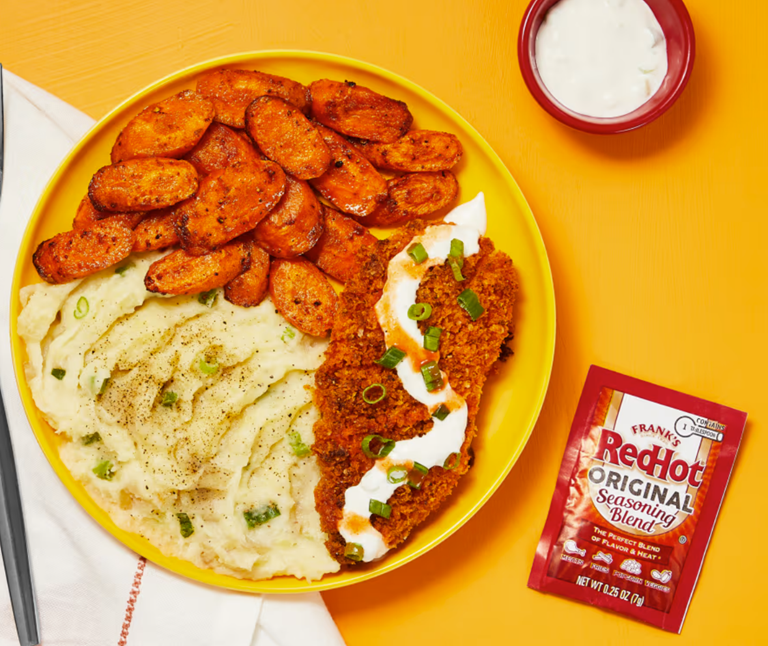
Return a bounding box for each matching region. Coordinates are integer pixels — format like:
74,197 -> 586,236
9,49 -> 556,593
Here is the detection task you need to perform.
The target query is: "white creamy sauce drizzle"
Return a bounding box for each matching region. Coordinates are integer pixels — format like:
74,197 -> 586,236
535,0 -> 668,118
339,193 -> 487,562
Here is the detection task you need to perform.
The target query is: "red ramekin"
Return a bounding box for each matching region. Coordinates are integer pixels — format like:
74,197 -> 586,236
518,0 -> 696,134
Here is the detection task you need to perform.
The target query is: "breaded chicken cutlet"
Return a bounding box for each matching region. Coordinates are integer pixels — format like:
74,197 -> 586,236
313,220 -> 518,564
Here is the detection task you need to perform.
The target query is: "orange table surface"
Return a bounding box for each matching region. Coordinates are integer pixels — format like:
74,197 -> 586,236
1,1 -> 765,644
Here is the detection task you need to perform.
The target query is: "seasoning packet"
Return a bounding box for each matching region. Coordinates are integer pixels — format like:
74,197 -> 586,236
528,366 -> 747,633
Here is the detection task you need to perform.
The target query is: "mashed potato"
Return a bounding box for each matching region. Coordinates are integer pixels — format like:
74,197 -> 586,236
18,252 -> 339,581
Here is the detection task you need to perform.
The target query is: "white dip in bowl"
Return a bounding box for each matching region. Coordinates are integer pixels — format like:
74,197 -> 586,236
535,0 -> 668,118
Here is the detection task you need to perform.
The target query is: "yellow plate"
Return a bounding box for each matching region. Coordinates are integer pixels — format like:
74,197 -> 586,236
10,51 -> 555,593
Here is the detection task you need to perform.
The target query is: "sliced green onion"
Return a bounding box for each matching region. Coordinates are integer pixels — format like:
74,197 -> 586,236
287,430 -> 311,457
375,346 -> 406,369
387,465 -> 409,484
408,462 -> 429,489
458,288 -> 484,321
281,326 -> 296,342
420,360 -> 441,382
198,289 -> 218,308
161,391 -> 178,407
92,376 -> 110,396
369,499 -> 392,519
432,404 -> 450,421
93,460 -> 115,481
450,238 -> 465,264
199,358 -> 219,375
74,296 -> 89,319
115,263 -> 134,276
407,303 -> 432,321
362,383 -> 386,404
361,434 -> 396,459
344,542 -> 365,562
51,368 -> 66,380
423,326 -> 442,352
448,238 -> 466,281
448,256 -> 465,281
244,502 -> 281,528
82,432 -> 101,446
176,512 -> 194,538
407,242 -> 428,264
443,452 -> 460,470
420,360 -> 443,392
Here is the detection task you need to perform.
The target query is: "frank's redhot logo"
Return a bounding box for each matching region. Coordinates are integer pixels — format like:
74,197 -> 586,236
587,428 -> 708,534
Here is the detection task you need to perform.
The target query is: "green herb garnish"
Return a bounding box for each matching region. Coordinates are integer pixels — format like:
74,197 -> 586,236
432,404 -> 450,421
361,434 -> 396,459
443,452 -> 460,470
82,432 -> 102,446
74,296 -> 89,319
369,499 -> 392,519
287,430 -> 311,457
93,460 -> 115,481
408,462 -> 429,489
420,360 -> 443,392
387,465 -> 409,484
244,503 -> 281,528
198,359 -> 219,375
161,391 -> 178,407
448,256 -> 465,281
198,289 -> 218,308
176,512 -> 194,538
362,383 -> 387,404
281,326 -> 296,342
344,542 -> 364,561
423,326 -> 442,352
458,288 -> 484,321
407,242 -> 428,264
407,303 -> 432,321
375,346 -> 406,369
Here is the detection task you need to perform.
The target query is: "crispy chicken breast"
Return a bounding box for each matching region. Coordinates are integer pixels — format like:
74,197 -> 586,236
313,221 -> 518,564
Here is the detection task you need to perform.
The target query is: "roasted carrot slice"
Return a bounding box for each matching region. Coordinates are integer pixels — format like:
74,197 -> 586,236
269,258 -> 338,337
310,124 -> 388,217
364,171 -> 459,227
89,158 -> 198,212
305,205 -> 377,284
350,130 -> 463,172
197,68 -> 310,129
73,196 -> 144,230
144,238 -> 252,295
224,244 -> 270,307
174,160 -> 286,256
253,175 -> 323,258
310,79 -> 413,143
33,220 -> 135,284
132,208 -> 179,252
184,122 -> 262,175
245,96 -> 332,180
111,90 -> 215,163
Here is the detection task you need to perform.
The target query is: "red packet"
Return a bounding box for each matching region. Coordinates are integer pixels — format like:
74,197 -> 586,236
528,366 -> 747,633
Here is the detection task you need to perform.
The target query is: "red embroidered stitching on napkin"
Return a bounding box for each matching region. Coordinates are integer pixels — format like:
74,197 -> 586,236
118,557 -> 147,646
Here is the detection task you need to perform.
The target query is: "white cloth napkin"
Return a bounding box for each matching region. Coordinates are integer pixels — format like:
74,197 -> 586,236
0,70 -> 346,646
